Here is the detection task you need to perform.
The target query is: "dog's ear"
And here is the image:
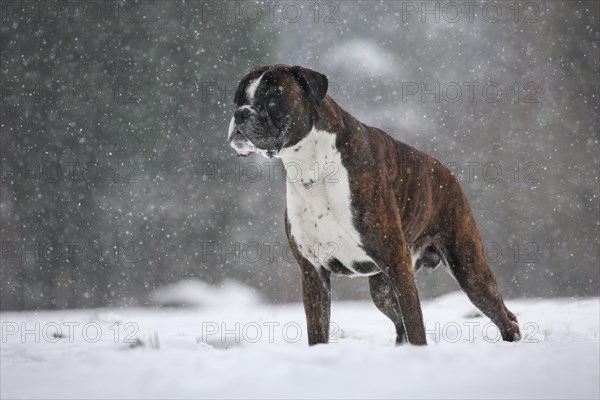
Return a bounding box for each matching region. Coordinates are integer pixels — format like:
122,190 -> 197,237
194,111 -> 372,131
234,65 -> 269,105
291,66 -> 328,103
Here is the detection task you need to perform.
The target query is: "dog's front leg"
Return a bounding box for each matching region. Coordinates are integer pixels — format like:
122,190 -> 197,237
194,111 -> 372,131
369,212 -> 427,345
385,241 -> 427,345
298,261 -> 331,345
285,214 -> 331,346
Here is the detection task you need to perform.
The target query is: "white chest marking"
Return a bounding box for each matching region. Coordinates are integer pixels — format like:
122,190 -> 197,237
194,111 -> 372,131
277,128 -> 378,276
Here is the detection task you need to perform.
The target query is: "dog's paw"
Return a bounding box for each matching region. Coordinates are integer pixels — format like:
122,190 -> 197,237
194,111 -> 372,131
501,322 -> 521,342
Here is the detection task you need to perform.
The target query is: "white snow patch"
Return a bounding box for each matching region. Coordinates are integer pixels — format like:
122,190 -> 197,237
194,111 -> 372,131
150,279 -> 262,308
1,293 -> 598,399
327,39 -> 399,76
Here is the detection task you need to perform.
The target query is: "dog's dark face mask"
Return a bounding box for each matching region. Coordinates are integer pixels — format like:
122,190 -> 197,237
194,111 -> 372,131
227,64 -> 328,158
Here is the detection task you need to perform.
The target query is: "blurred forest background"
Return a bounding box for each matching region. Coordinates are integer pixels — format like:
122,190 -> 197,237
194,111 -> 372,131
1,1 -> 598,310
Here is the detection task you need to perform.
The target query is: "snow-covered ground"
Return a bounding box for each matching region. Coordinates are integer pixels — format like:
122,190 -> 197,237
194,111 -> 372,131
1,292 -> 598,399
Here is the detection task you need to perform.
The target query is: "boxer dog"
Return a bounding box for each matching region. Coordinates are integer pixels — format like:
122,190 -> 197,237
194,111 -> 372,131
228,64 -> 520,345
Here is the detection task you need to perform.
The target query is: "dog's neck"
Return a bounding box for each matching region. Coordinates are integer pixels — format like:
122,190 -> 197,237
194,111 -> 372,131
276,97 -> 364,184
277,126 -> 341,186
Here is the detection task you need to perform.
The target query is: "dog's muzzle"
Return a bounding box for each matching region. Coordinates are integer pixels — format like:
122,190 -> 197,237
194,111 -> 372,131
228,107 -> 280,158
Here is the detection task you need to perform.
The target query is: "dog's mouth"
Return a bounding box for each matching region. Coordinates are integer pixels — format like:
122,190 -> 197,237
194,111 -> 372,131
229,130 -> 257,157
257,149 -> 279,159
229,129 -> 279,159
232,128 -> 243,139
228,129 -> 243,142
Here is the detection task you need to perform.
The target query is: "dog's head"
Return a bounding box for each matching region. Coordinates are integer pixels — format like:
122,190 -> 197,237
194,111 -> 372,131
227,64 -> 328,158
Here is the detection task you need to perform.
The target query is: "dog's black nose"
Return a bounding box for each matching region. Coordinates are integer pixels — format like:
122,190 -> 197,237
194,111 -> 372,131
234,108 -> 251,124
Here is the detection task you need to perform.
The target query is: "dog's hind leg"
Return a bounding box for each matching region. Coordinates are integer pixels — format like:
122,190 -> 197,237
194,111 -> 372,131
443,227 -> 521,342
